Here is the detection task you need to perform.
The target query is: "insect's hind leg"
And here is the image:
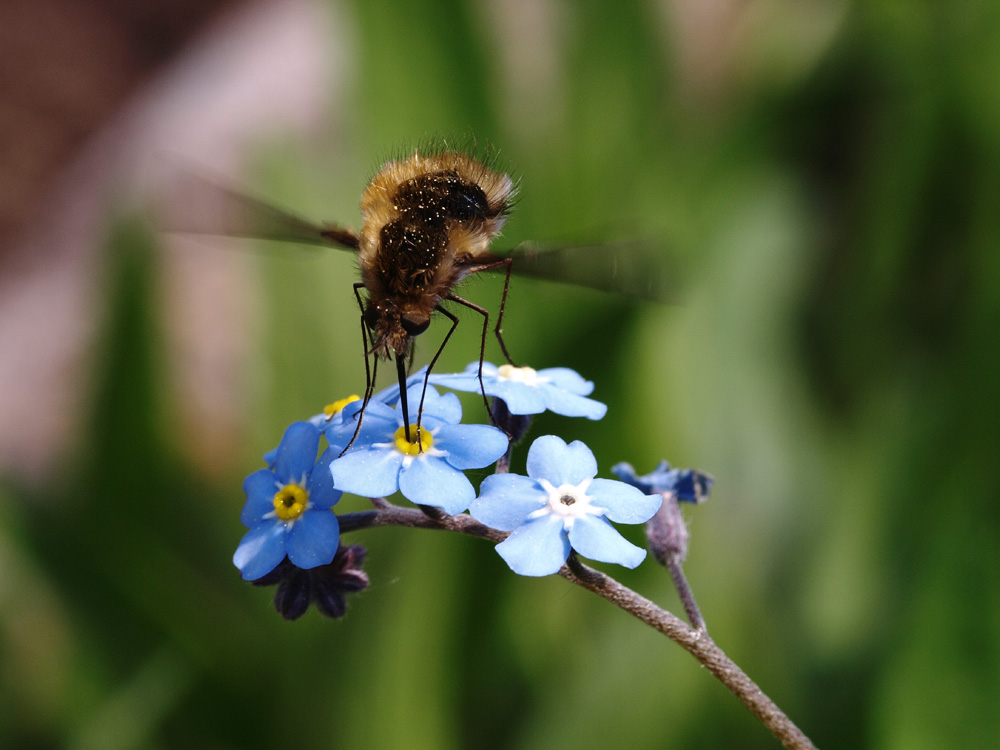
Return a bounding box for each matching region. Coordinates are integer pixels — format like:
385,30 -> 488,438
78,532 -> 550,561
444,293 -> 508,436
493,258 -> 518,366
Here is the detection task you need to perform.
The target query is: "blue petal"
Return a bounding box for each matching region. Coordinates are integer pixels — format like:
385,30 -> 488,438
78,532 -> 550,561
233,522 -> 287,580
673,469 -> 715,504
489,381 -> 547,414
525,436 -> 597,486
540,390 -> 607,420
326,401 -> 399,452
426,361 -> 494,392
611,460 -> 674,494
495,516 -> 570,576
435,423 -> 509,470
307,447 -> 343,510
588,479 -> 662,523
329,446 -> 403,498
538,367 -> 594,395
469,474 -> 545,530
568,515 -> 646,568
398,456 -> 475,514
286,510 -> 340,569
416,389 -> 462,424
242,469 -> 280,526
272,422 -> 321,483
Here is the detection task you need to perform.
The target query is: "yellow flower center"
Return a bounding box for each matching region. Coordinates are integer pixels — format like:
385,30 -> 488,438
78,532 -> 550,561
497,364 -> 539,385
324,394 -> 361,418
394,425 -> 433,455
273,484 -> 309,521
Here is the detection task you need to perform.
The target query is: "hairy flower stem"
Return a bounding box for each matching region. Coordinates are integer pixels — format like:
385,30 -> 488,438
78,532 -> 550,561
665,557 -> 706,632
338,502 -> 817,750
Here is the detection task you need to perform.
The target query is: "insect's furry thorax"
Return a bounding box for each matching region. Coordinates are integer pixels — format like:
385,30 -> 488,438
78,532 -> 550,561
357,150 -> 516,357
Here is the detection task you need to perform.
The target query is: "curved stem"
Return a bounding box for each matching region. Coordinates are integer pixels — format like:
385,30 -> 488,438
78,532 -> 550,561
337,504 -> 817,750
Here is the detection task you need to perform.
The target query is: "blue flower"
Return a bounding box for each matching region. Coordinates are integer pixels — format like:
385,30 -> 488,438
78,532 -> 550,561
234,421 -> 343,581
612,460 -> 714,503
469,435 -> 662,576
428,362 -> 607,419
329,386 -> 509,514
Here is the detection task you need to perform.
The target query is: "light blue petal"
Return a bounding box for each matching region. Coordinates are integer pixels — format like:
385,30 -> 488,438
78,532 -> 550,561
329,447 -> 403,498
426,361 -> 497,393
525,436 -> 597,486
241,469 -> 280,527
286,510 -> 340,569
538,367 -> 595,395
540,390 -> 607,420
233,522 -> 287,580
489,381 -> 547,414
417,389 -> 462,424
307,447 -> 343,510
435,423 -> 509,469
398,456 -> 475,514
325,401 -> 398,452
588,479 -> 662,523
495,516 -> 570,576
568,515 -> 646,568
272,422 -> 320,483
469,474 -> 545,530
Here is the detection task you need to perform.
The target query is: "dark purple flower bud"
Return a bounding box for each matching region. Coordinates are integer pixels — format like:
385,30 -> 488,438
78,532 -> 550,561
247,544 -> 369,621
491,397 -> 532,444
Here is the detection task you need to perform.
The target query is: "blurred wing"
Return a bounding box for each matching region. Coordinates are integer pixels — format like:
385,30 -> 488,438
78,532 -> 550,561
493,241 -> 675,303
157,162 -> 359,251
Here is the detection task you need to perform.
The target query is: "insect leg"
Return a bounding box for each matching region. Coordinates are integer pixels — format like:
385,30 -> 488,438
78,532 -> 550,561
460,257 -> 517,365
444,293 -> 504,433
494,257 -> 518,365
340,282 -> 377,456
417,304 -> 462,444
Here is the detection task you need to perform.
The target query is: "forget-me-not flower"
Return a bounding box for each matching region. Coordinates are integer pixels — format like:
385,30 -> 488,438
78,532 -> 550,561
612,460 -> 714,503
234,421 -> 342,581
329,385 -> 509,514
428,362 -> 607,419
469,435 -> 661,576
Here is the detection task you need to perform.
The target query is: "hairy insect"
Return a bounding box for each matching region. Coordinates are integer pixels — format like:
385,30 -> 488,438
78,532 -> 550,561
163,146 -> 671,447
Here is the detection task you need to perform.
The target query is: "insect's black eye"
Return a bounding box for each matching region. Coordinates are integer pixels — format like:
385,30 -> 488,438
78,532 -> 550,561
401,314 -> 429,337
363,305 -> 380,330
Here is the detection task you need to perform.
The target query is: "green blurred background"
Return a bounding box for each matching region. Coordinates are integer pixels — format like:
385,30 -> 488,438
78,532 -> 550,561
2,0 -> 999,748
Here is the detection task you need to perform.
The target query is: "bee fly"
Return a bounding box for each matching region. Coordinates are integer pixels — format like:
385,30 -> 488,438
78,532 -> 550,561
163,146 -> 672,449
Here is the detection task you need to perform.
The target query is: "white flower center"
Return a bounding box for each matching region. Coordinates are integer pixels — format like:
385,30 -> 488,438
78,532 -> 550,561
496,364 -> 547,386
529,478 -> 604,527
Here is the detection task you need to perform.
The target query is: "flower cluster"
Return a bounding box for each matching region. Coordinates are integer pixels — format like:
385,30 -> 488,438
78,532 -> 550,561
235,360 -> 708,616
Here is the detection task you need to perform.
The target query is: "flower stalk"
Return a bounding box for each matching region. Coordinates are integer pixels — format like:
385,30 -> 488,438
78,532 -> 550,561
337,501 -> 816,750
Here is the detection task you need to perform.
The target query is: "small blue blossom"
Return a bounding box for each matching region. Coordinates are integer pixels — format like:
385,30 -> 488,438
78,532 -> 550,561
469,435 -> 662,576
612,460 -> 714,503
329,385 -> 509,514
428,362 -> 607,419
234,421 -> 343,581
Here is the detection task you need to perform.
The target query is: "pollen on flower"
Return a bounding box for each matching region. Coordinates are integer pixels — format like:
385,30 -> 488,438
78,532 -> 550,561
273,484 -> 309,521
496,364 -> 542,385
540,478 -> 598,520
324,394 -> 361,418
394,425 -> 433,456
